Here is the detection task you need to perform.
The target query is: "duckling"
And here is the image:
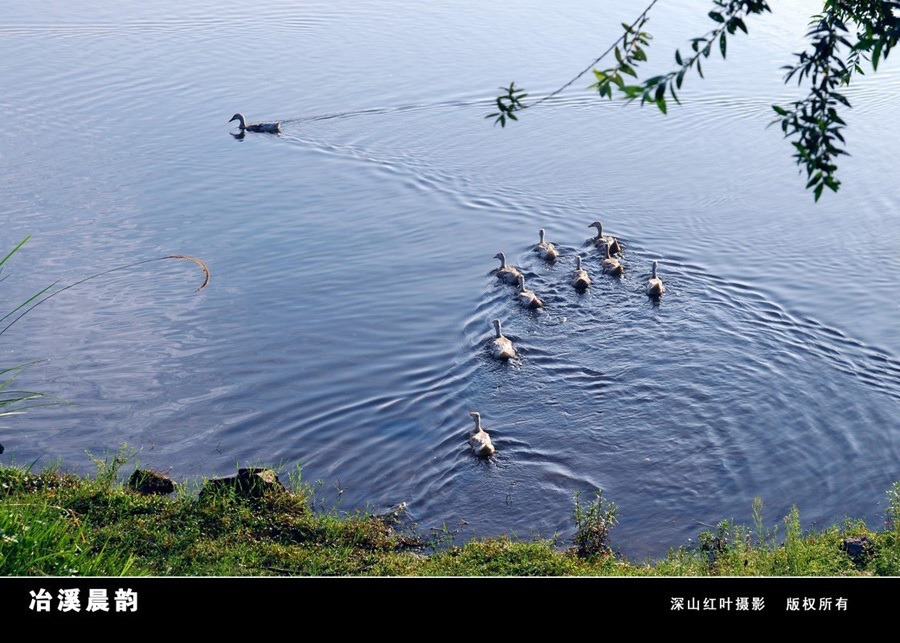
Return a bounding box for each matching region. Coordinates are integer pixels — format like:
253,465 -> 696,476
228,113 -> 281,133
493,252 -> 524,285
600,243 -> 624,276
468,411 -> 496,458
535,229 -> 559,262
516,274 -> 545,309
489,318 -> 516,360
588,221 -> 622,256
572,255 -> 591,290
646,260 -> 665,298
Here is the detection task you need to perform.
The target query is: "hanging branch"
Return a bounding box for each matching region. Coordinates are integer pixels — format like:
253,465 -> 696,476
771,0 -> 900,200
488,1 -> 900,200
612,1 -> 772,113
486,0 -> 660,126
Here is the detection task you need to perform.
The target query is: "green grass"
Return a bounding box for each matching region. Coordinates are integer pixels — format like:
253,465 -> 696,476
0,237 -> 59,426
3,459 -> 900,576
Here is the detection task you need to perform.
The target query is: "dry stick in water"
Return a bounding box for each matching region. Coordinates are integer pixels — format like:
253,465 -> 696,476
164,255 -> 210,291
0,254 -> 210,338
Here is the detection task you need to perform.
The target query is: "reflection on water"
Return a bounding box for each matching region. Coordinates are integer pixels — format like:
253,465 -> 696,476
1,0 -> 898,557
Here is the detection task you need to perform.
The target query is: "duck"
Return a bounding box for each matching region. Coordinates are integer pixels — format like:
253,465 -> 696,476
588,221 -> 622,256
600,243 -> 624,276
228,113 -> 281,133
535,229 -> 559,262
468,411 -> 496,458
493,252 -> 523,285
646,260 -> 665,298
516,274 -> 545,308
572,255 -> 591,290
489,318 -> 516,360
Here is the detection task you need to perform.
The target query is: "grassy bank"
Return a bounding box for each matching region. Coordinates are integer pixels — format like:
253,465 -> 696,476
2,459 -> 899,576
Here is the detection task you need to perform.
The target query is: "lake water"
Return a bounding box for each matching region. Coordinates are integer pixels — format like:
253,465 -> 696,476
2,0 -> 898,558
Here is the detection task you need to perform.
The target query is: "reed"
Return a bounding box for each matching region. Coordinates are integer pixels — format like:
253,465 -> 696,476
0,236 -> 209,452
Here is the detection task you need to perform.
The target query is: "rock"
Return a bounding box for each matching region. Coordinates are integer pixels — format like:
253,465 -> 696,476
841,536 -> 873,565
375,502 -> 408,525
128,469 -> 175,495
199,467 -> 286,500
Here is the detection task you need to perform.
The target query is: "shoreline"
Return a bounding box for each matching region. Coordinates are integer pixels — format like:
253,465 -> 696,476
2,460 -> 899,577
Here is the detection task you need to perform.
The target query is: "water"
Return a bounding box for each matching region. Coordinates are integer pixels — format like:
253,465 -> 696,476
2,0 -> 898,558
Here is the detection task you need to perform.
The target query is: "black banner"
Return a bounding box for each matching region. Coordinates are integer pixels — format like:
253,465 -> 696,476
0,576 -> 895,625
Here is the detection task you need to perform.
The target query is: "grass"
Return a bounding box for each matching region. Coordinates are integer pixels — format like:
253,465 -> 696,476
3,454 -> 900,577
0,232 -> 207,450
0,237 -> 58,427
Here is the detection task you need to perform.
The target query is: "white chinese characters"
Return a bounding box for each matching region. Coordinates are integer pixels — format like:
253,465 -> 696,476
27,588 -> 138,613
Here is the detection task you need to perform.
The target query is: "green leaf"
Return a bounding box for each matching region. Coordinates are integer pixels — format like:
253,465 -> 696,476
633,48 -> 647,62
0,236 -> 31,269
615,47 -> 623,64
620,63 -> 637,78
656,96 -> 668,114
655,83 -> 666,102
708,11 -> 724,23
772,105 -> 788,116
697,59 -> 704,78
873,41 -> 883,70
676,69 -> 685,89
720,33 -> 727,59
813,182 -> 824,201
832,92 -> 850,107
669,84 -> 680,105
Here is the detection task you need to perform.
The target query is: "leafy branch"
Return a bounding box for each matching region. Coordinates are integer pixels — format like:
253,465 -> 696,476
590,16 -> 654,105
489,0 -> 900,200
771,0 -> 900,200
611,0 -> 772,114
486,0 -> 660,126
486,82 -> 528,127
